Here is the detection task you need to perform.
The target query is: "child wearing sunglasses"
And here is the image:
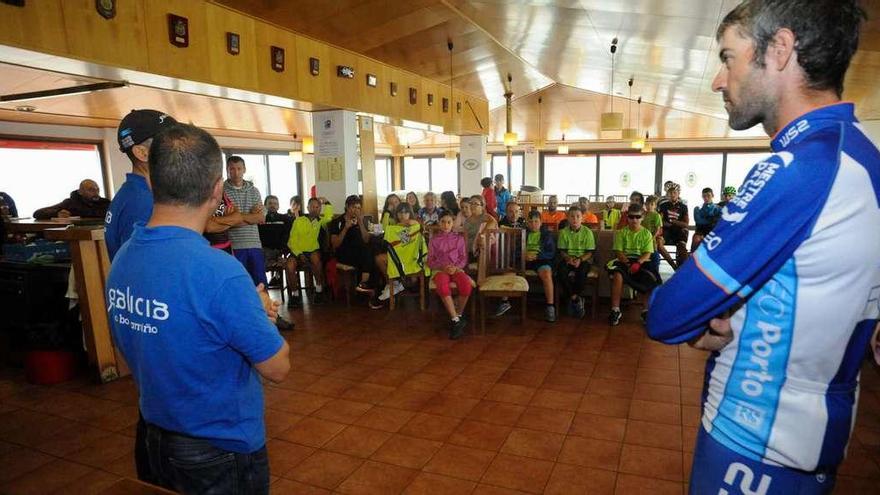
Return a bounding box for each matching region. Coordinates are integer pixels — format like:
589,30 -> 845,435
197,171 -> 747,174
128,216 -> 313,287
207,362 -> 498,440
606,204 -> 662,326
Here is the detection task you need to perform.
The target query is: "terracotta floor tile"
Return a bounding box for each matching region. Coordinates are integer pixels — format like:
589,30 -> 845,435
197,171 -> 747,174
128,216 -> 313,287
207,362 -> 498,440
267,439 -> 315,478
50,469 -> 121,495
0,447 -> 54,482
632,383 -> 681,405
420,393 -> 480,418
511,356 -> 557,373
472,484 -> 530,494
529,388 -> 582,412
370,434 -> 443,469
379,388 -> 437,411
627,399 -> 682,426
102,451 -> 138,478
305,376 -> 357,397
353,406 -> 416,433
683,451 -> 694,480
468,400 -> 527,426
593,363 -> 639,382
481,452 -> 554,494
587,378 -> 635,399
557,436 -> 622,471
288,450 -> 364,490
635,368 -> 681,387
312,399 -> 373,424
551,359 -> 596,376
679,358 -> 709,374
499,369 -> 548,388
579,394 -> 631,418
336,460 -> 417,495
66,433 -> 133,469
363,367 -> 412,387
637,354 -> 680,372
399,412 -> 462,441
569,413 -> 627,442
500,427 -> 565,461
423,443 -> 496,481
420,359 -> 469,377
2,458 -> 94,495
623,419 -> 683,450
264,409 -> 305,438
403,471 -> 478,495
618,444 -> 683,482
322,425 -> 391,458
449,420 -> 513,451
400,372 -> 456,392
544,463 -> 617,495
36,423 -> 113,457
680,371 -> 706,390
614,473 -> 684,494
444,376 -> 496,399
516,406 -> 575,434
462,363 -> 509,383
682,426 -> 699,454
340,382 -> 396,404
540,372 -> 591,394
270,391 -> 334,416
277,416 -> 346,448
485,383 -> 537,405
270,478 -> 331,494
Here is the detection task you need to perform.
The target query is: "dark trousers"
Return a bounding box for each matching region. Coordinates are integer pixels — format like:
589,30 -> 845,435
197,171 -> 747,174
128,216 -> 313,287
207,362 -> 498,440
141,420 -> 269,495
337,244 -> 380,286
557,261 -> 590,297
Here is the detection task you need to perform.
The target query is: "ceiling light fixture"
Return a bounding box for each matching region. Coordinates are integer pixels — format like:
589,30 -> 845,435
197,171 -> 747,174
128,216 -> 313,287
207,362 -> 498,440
302,136 -> 314,154
503,73 -> 518,147
289,133 -> 303,162
641,132 -> 653,153
535,95 -> 545,149
558,134 -> 569,155
621,77 -> 638,141
600,38 -> 624,132
445,40 -> 458,162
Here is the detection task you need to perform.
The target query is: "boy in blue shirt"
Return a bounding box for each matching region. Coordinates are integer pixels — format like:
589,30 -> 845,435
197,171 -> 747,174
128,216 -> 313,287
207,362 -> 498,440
108,123 -> 289,495
105,109 -> 177,261
692,187 -> 721,251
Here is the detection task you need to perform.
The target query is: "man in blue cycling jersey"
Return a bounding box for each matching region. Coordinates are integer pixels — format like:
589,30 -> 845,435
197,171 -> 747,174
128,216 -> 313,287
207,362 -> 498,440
647,1 -> 879,493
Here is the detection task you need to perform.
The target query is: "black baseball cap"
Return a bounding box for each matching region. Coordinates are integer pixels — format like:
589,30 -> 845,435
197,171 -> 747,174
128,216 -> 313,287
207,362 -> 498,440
117,109 -> 177,152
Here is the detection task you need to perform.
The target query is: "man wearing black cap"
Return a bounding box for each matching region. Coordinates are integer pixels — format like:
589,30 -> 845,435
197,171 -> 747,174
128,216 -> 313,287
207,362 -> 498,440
105,109 -> 177,261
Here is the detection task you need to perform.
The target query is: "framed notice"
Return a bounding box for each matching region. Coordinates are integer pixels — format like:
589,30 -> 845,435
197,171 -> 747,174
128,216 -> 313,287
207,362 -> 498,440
409,87 -> 417,105
168,14 -> 189,48
226,32 -> 240,55
271,46 -> 285,72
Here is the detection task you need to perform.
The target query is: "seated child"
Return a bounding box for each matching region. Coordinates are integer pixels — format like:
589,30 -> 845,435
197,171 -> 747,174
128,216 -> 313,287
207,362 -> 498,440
286,197 -> 334,307
540,195 -> 566,228
378,202 -> 426,303
556,206 -> 596,319
606,204 -> 662,326
427,211 -> 473,340
692,187 -> 721,251
380,193 -> 401,230
601,196 -> 621,230
525,210 -> 557,322
499,201 -> 525,228
578,196 -> 600,226
642,195 -> 669,269
418,192 -> 442,225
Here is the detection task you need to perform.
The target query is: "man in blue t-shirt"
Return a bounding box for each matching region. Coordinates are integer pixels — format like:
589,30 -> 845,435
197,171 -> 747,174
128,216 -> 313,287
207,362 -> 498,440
108,123 -> 290,495
105,109 -> 177,261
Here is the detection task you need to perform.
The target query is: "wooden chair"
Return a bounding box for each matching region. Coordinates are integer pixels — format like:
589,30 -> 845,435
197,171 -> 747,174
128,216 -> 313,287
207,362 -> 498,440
476,227 -> 529,333
334,261 -> 356,306
265,253 -> 287,301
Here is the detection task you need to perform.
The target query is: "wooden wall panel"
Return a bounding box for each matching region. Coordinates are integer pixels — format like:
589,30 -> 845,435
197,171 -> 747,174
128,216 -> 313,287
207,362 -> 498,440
294,34 -> 331,106
398,71 -> 422,123
143,0 -> 210,81
205,3 -> 258,91
327,46 -> 361,110
0,0 -> 67,55
420,78 -> 442,127
61,0 -> 149,72
357,56 -> 385,116
254,22 -> 298,99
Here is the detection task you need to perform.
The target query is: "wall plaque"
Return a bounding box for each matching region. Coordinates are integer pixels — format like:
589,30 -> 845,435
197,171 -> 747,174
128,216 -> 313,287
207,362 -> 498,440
271,46 -> 285,72
168,14 -> 189,48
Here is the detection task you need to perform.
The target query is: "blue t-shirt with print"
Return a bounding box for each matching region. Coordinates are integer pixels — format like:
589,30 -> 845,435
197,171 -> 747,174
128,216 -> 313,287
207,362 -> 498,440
107,224 -> 284,453
105,173 -> 153,261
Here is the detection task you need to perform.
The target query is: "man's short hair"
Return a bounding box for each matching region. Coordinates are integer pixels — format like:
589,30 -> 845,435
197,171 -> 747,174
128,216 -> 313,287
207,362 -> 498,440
307,197 -> 321,206
480,177 -> 493,188
494,174 -> 505,182
264,195 -> 278,206
627,203 -> 644,215
702,187 -> 714,195
567,205 -> 582,214
345,195 -> 362,208
226,155 -> 245,167
717,0 -> 865,97
527,210 -> 541,220
149,124 -> 222,207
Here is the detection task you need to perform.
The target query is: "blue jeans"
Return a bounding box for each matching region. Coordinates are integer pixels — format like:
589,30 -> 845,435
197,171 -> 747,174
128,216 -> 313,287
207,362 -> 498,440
233,247 -> 268,286
143,421 -> 269,495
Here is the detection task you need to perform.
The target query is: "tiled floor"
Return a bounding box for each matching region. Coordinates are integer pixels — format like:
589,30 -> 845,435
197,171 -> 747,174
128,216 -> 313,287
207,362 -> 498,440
2,296 -> 880,494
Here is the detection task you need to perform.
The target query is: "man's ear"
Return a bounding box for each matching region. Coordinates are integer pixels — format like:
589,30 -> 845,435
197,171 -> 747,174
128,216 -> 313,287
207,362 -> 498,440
131,143 -> 149,163
209,177 -> 223,204
766,28 -> 797,72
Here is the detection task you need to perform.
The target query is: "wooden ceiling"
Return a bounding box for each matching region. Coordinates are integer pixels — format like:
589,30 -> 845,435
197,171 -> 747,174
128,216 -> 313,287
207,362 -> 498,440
217,0 -> 880,142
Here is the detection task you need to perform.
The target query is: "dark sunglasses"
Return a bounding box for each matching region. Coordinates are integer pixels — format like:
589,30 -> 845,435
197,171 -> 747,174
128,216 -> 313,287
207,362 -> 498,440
628,215 -> 642,219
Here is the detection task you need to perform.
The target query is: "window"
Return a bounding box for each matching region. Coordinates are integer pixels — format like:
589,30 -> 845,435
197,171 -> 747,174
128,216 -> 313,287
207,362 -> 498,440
598,154 -> 655,199
490,153 -> 525,193
541,154 -> 598,200
223,150 -> 302,203
662,153 -> 724,223
402,156 -> 458,193
725,151 -> 772,191
0,139 -> 104,219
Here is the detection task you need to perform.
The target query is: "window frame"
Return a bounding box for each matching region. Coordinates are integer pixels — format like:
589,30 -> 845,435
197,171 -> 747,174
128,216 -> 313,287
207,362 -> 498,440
489,151 -> 525,193
222,148 -> 303,202
401,155 -> 460,193
0,134 -> 109,199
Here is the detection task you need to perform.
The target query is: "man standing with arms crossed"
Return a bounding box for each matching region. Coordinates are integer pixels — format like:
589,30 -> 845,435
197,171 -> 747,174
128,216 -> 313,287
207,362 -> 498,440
647,1 -> 879,493
108,123 -> 289,494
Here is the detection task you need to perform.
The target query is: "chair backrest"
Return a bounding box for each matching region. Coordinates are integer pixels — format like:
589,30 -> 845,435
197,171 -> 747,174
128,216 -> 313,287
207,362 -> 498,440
595,229 -> 616,296
565,194 -> 580,205
477,227 -> 524,283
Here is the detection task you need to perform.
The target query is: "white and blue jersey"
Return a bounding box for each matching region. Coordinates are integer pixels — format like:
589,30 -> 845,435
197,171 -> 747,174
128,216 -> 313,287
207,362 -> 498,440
647,103 -> 880,472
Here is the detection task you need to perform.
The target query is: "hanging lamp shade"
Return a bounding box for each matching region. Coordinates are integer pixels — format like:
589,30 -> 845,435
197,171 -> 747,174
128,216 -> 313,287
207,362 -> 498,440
621,128 -> 639,140
600,112 -> 624,131
302,136 -> 315,154
630,138 -> 645,150
503,132 -> 519,147
557,134 -> 569,155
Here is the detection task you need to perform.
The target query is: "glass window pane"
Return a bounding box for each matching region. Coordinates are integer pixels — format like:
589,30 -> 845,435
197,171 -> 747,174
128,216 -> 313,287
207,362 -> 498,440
542,155 -> 597,200
598,154 -> 655,198
725,152 -> 772,191
491,155 -> 506,183
510,154 -> 524,194
662,153 -> 724,223
0,142 -> 103,219
404,157 -> 430,192
375,157 -> 391,197
229,153 -> 269,199
267,154 -> 299,204
431,157 -> 459,194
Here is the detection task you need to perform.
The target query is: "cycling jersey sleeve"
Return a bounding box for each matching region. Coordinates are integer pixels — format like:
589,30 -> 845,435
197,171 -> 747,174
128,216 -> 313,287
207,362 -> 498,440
646,139 -> 840,343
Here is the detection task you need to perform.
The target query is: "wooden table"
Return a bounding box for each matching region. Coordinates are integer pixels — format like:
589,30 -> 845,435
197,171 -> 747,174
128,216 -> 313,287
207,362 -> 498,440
44,226 -> 129,383
5,218 -> 73,234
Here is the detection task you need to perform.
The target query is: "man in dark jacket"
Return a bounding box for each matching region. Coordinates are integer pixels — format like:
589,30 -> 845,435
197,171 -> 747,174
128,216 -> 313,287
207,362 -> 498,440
33,179 -> 110,219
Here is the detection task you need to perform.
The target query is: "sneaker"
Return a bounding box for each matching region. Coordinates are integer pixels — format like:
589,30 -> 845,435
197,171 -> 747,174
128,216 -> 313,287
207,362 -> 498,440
574,297 -> 586,319
449,318 -> 466,340
609,308 -> 622,326
392,280 -> 405,296
368,297 -> 384,310
275,316 -> 294,332
287,296 -> 302,309
378,285 -> 391,301
640,310 -> 649,325
544,305 -> 557,323
493,300 -> 512,317
355,282 -> 373,294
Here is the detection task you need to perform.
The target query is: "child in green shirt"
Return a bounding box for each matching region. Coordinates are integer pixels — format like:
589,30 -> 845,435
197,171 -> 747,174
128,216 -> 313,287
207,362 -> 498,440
525,210 -> 557,322
601,196 -> 621,230
606,204 -> 661,326
285,197 -> 333,307
557,206 -> 596,319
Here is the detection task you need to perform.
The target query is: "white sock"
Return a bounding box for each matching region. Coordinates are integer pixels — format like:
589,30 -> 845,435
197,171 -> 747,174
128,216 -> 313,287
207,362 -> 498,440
452,316 -> 460,323
315,285 -> 323,292
612,306 -> 620,312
